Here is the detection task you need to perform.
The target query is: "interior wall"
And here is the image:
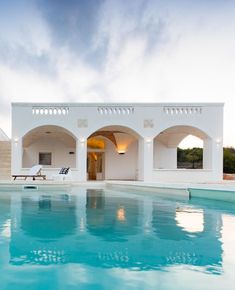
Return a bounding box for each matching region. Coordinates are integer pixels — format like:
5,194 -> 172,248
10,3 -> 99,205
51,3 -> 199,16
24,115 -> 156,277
22,136 -> 76,168
104,140 -> 138,180
153,140 -> 177,169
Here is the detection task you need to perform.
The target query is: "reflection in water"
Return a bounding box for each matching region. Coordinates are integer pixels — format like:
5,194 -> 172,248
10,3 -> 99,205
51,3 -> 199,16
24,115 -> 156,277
175,208 -> 204,233
116,207 -> 126,222
0,195 -> 11,239
86,189 -> 105,209
1,219 -> 11,238
38,195 -> 51,210
152,201 -> 222,273
0,189 -> 230,275
86,189 -> 139,241
152,202 -> 190,241
10,193 -> 77,265
20,194 -> 77,238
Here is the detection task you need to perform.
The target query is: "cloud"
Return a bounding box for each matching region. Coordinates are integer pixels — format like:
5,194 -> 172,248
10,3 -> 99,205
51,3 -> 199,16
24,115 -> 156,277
0,0 -> 235,145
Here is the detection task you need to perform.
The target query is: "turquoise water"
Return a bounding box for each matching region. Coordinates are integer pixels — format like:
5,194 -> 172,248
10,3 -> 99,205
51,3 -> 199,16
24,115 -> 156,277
0,188 -> 235,290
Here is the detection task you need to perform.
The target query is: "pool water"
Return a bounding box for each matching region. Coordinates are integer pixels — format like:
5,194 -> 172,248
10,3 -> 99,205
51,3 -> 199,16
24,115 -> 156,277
0,188 -> 235,290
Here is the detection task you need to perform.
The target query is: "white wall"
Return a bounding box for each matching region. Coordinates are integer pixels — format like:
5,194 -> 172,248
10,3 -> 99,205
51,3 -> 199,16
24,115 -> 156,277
153,140 -> 177,169
105,140 -> 138,180
22,136 -> 76,168
153,169 -> 217,183
11,102 -> 224,182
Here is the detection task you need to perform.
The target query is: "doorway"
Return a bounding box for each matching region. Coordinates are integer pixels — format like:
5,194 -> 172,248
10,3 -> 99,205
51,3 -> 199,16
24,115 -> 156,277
87,152 -> 104,180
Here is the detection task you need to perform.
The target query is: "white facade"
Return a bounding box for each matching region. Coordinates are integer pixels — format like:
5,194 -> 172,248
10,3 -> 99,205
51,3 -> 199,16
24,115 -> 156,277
11,102 -> 224,182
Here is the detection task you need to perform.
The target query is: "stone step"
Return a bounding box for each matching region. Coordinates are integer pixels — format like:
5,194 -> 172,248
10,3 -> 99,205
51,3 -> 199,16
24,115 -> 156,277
0,146 -> 11,150
0,141 -> 11,179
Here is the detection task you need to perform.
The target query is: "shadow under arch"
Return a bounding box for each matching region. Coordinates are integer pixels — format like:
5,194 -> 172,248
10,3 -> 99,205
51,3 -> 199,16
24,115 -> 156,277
153,125 -> 212,170
87,125 -> 143,181
87,125 -> 143,141
23,124 -> 77,144
22,125 -> 77,168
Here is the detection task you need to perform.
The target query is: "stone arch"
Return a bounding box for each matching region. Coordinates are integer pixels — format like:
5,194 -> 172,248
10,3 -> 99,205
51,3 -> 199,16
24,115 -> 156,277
22,125 -> 77,168
87,125 -> 143,181
86,123 -> 143,140
153,125 -> 212,170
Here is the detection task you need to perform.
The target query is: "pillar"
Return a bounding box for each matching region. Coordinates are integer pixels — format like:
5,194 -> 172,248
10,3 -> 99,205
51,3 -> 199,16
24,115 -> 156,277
203,137 -> 223,181
138,137 -> 153,182
11,137 -> 22,174
203,138 -> 212,169
76,137 -> 87,182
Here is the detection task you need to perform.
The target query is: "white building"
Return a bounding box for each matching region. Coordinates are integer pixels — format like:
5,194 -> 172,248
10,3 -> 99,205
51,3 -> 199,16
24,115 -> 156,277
11,102 -> 224,182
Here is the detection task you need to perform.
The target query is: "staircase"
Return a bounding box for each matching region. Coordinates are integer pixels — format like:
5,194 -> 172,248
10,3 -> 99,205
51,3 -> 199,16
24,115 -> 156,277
0,141 -> 11,180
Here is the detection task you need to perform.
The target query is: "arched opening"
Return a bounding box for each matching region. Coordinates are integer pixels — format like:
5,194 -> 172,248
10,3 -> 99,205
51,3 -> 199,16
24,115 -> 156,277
87,125 -> 142,180
177,135 -> 203,169
153,126 -> 211,170
22,125 -> 77,168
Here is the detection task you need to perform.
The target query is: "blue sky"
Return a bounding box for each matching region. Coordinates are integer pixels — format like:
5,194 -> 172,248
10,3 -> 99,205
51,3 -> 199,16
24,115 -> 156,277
0,0 -> 235,146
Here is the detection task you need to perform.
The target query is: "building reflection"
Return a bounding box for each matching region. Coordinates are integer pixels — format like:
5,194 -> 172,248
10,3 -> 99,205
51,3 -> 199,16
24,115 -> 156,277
0,194 -> 11,240
152,202 -> 190,241
86,189 -> 139,241
152,201 -> 222,273
20,194 -> 77,239
10,193 -> 77,265
175,208 -> 204,233
4,190 -> 227,273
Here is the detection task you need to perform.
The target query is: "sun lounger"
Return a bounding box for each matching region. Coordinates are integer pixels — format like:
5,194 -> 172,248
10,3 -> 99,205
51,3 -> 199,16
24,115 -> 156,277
12,165 -> 46,180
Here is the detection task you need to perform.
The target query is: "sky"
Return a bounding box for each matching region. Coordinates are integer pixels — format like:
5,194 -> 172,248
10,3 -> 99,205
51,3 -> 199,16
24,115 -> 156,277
0,0 -> 235,147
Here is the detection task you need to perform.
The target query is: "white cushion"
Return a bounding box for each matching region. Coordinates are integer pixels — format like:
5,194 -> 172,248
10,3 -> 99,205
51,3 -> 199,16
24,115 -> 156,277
29,165 -> 42,175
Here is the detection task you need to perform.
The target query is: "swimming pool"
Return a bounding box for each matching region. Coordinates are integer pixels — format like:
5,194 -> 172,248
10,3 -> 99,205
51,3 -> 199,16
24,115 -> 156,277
0,187 -> 235,290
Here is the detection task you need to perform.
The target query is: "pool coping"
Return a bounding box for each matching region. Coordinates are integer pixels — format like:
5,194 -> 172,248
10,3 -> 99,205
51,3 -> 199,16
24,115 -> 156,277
1,179 -> 235,202
105,181 -> 235,202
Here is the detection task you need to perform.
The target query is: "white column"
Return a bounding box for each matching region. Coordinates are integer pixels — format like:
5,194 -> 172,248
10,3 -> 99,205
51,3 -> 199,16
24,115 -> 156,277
11,137 -> 22,174
76,137 -> 87,182
138,137 -> 153,182
203,138 -> 212,169
203,137 -> 223,181
212,138 -> 223,180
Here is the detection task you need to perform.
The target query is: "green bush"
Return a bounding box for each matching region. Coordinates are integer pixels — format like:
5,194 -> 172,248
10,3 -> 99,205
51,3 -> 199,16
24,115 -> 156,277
223,147 -> 235,173
178,147 -> 235,173
177,147 -> 203,169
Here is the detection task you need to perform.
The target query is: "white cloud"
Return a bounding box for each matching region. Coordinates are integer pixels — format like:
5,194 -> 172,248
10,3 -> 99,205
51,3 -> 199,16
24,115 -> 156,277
0,1 -> 51,56
0,0 -> 235,146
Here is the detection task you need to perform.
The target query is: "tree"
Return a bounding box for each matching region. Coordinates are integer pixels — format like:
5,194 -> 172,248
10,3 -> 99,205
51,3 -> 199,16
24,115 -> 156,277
177,147 -> 203,169
185,148 -> 203,169
223,147 -> 235,173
